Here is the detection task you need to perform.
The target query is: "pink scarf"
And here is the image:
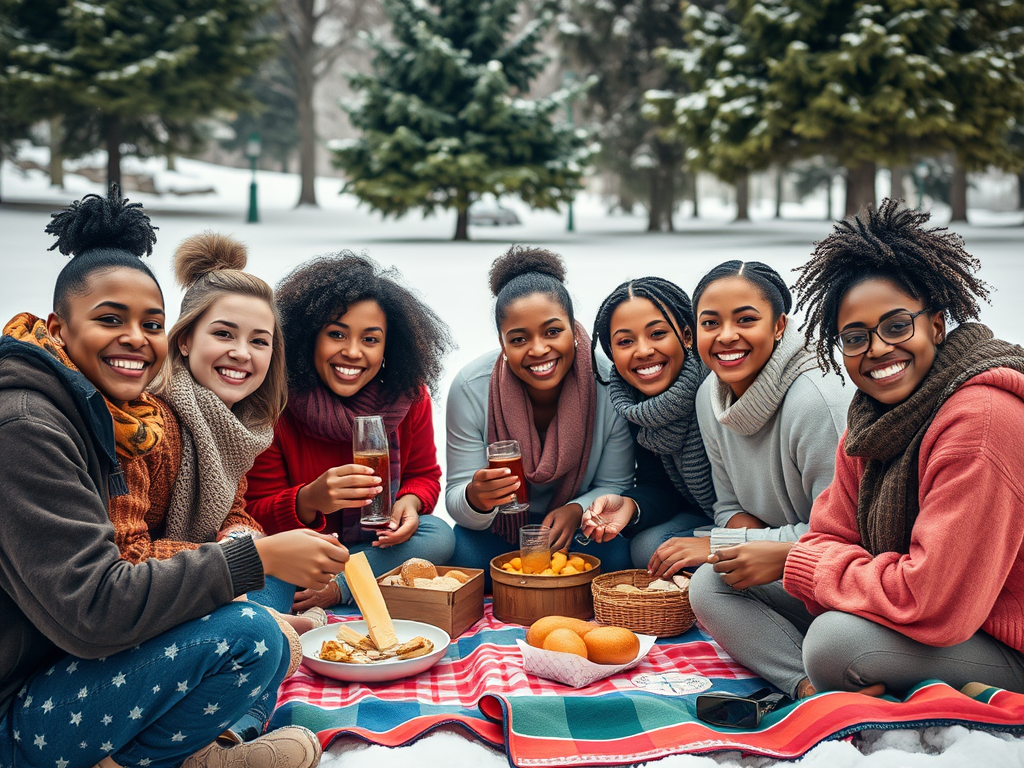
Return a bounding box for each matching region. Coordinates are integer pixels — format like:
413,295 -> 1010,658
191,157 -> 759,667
487,322 -> 596,544
289,379 -> 413,543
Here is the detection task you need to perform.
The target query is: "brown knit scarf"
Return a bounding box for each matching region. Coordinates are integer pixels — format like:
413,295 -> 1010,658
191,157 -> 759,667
844,323 -> 1024,555
163,364 -> 274,543
487,322 -> 597,544
3,312 -> 163,459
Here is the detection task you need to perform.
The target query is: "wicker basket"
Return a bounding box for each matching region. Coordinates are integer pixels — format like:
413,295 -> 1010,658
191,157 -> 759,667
591,570 -> 695,637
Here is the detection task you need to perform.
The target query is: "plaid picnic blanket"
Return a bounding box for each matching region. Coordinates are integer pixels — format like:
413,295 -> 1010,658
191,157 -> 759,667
268,604 -> 1024,766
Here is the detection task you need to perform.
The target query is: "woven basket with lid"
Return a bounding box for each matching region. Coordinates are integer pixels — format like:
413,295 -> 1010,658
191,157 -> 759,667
591,569 -> 695,637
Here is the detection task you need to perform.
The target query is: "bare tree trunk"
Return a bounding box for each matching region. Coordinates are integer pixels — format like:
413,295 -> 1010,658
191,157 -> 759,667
825,173 -> 833,220
295,0 -> 319,207
105,116 -> 122,190
734,173 -> 749,222
844,161 -> 876,216
949,159 -> 968,222
647,140 -> 677,232
774,165 -> 784,218
166,154 -> 176,172
691,173 -> 699,218
49,117 -> 64,188
454,209 -> 469,240
889,166 -> 906,202
1018,170 -> 1024,211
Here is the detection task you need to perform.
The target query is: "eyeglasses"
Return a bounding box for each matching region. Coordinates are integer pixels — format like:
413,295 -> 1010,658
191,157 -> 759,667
836,309 -> 929,357
695,687 -> 793,729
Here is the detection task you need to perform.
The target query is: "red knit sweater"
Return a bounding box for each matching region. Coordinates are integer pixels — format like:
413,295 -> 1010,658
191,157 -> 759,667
784,368 -> 1024,653
245,389 -> 441,536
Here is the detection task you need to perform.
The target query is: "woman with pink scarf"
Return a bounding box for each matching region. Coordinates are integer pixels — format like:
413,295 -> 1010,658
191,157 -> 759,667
246,253 -> 456,608
446,246 -> 635,575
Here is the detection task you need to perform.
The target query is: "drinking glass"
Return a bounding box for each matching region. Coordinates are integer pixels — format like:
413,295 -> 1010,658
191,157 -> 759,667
487,439 -> 530,514
519,524 -> 552,575
352,415 -> 392,529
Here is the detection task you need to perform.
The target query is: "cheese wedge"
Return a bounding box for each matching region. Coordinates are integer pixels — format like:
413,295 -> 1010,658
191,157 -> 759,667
335,623 -> 376,651
345,552 -> 399,651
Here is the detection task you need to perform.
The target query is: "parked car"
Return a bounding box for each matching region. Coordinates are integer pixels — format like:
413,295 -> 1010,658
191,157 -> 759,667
468,201 -> 521,226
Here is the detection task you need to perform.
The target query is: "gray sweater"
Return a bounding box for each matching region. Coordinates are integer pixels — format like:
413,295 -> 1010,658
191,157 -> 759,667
695,364 -> 851,548
0,343 -> 263,717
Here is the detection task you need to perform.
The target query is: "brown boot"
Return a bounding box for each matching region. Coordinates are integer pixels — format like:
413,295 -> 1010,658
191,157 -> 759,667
181,726 -> 321,768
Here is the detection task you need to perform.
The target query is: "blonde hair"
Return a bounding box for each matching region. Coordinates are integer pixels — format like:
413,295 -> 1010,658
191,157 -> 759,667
154,231 -> 287,428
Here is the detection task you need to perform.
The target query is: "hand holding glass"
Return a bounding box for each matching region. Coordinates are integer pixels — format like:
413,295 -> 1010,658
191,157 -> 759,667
486,439 -> 530,514
352,415 -> 391,529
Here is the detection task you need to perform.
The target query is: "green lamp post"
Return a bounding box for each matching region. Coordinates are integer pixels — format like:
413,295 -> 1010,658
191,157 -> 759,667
246,132 -> 262,224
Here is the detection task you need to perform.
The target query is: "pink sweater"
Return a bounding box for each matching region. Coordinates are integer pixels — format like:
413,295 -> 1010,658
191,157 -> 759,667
784,367 -> 1024,652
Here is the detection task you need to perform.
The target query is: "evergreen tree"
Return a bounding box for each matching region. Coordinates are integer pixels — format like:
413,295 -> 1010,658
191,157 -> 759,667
660,0 -> 1024,215
557,0 -> 688,231
2,0 -> 275,187
333,0 -> 589,240
222,56 -> 301,173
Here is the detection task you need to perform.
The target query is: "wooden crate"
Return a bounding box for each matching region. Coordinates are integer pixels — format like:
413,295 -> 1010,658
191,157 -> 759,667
376,565 -> 485,638
489,552 -> 601,626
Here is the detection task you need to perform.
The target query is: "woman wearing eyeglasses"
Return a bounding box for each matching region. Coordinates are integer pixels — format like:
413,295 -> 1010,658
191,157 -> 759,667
711,199 -> 1024,700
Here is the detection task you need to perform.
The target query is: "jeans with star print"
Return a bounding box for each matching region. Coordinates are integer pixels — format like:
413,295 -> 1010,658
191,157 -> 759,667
0,601 -> 290,768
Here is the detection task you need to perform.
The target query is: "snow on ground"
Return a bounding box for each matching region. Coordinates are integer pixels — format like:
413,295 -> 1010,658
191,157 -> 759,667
2,155 -> 1024,768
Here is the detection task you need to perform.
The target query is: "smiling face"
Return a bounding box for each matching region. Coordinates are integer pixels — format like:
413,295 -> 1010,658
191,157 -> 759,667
499,293 -> 576,399
313,299 -> 387,398
179,294 -> 276,409
696,276 -> 786,399
609,297 -> 690,397
837,278 -> 944,406
46,267 -> 167,405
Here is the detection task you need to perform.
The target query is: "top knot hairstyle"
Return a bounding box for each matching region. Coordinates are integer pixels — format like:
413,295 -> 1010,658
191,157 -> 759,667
154,231 -> 287,429
489,245 -> 574,330
592,277 -> 696,385
275,252 -> 455,401
692,260 -> 792,321
46,184 -> 161,315
793,198 -> 991,376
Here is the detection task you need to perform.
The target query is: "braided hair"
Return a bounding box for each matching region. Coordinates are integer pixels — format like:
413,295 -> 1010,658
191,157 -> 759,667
46,184 -> 161,315
793,198 -> 990,376
692,260 -> 792,321
591,277 -> 696,385
275,252 -> 454,402
489,245 -> 574,330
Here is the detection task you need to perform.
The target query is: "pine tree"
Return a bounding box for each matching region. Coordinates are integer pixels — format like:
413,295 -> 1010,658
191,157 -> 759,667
2,0 -> 275,187
223,56 -> 301,173
333,0 -> 589,240
557,0 -> 688,231
660,0 -> 1024,215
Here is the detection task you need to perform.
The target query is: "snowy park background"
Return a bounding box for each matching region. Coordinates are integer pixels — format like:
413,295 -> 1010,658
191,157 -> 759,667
2,156 -> 1024,767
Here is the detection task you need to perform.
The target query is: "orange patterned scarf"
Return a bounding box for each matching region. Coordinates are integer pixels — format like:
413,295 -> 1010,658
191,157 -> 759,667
3,313 -> 163,458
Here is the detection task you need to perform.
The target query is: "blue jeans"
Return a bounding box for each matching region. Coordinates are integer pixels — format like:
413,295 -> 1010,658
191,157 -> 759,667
247,576 -> 297,615
452,516 -> 633,590
627,510 -> 713,569
0,602 -> 289,768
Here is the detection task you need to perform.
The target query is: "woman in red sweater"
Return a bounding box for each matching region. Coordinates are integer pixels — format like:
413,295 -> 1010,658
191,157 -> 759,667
703,198 -> 1024,700
246,254 -> 456,609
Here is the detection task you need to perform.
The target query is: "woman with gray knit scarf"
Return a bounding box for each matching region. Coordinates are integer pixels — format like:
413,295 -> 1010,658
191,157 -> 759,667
684,260 -> 850,692
581,277 -> 717,570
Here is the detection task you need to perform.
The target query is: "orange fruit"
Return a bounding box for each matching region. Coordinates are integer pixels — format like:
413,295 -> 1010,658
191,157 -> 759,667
526,616 -> 596,648
542,628 -> 589,659
584,626 -> 640,665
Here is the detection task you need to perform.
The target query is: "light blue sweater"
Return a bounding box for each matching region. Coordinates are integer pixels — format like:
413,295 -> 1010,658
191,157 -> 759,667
445,349 -> 635,529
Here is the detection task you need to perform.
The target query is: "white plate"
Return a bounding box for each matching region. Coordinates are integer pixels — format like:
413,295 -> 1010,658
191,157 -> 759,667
300,619 -> 450,683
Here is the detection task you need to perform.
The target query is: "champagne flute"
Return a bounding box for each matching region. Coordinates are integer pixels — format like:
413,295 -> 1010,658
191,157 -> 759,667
352,415 -> 392,529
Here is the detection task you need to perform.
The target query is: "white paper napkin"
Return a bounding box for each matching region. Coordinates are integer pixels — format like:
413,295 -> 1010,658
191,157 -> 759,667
516,634 -> 657,689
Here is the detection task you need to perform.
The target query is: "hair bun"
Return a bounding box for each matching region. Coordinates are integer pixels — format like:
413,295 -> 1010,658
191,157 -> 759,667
488,245 -> 566,297
173,231 -> 248,288
46,184 -> 157,258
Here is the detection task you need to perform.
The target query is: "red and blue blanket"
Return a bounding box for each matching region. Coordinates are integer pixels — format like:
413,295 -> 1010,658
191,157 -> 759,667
268,604 -> 1024,766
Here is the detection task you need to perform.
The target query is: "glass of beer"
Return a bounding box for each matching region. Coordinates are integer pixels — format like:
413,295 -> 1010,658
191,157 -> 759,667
353,415 -> 392,529
487,439 -> 530,514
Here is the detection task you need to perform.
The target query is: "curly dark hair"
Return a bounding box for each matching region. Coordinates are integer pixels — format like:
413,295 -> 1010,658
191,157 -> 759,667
46,184 -> 161,315
275,253 -> 454,401
793,198 -> 991,376
489,245 -> 573,330
591,277 -> 696,385
692,260 -> 792,321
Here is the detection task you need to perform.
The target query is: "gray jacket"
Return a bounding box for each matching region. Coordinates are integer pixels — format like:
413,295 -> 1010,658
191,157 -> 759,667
0,340 -> 263,717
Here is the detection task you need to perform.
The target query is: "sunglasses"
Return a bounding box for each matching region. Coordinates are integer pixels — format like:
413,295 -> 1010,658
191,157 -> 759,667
695,687 -> 793,729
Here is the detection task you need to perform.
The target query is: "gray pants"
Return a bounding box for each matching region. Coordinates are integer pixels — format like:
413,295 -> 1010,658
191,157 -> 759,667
688,563 -> 1024,698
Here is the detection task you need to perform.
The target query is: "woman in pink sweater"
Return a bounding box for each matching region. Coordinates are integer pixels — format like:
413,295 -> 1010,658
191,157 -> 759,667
703,199 -> 1024,700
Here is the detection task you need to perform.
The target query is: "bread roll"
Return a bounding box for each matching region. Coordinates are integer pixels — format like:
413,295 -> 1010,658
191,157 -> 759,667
400,557 -> 437,586
445,569 -> 470,584
584,626 -> 640,665
526,615 -> 595,648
